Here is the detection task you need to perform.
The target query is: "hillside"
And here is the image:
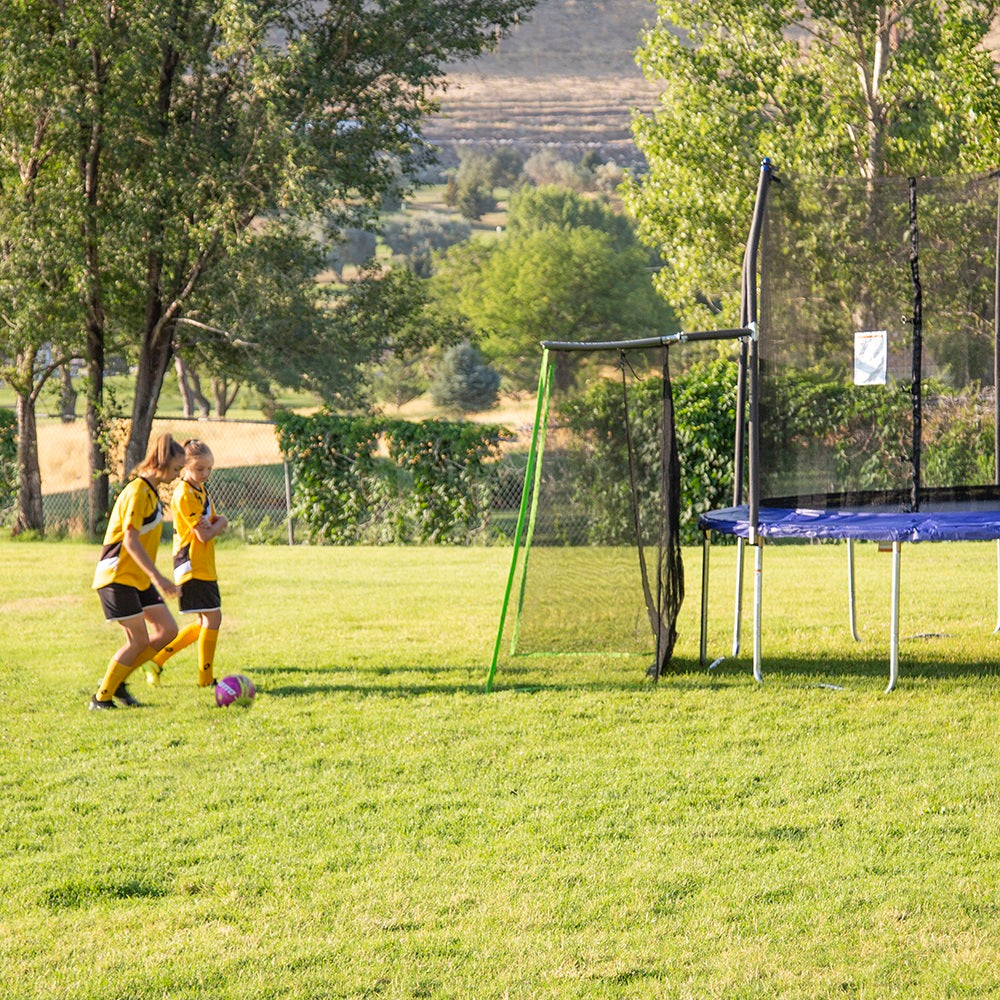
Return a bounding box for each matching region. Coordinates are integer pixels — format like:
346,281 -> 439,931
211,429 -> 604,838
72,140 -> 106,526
426,2 -> 1000,170
426,0 -> 664,166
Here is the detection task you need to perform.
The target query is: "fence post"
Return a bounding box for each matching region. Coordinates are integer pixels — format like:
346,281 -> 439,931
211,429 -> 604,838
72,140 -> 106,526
283,459 -> 294,545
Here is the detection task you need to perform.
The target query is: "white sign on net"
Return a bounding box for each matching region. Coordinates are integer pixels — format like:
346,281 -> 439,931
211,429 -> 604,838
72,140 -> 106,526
853,330 -> 888,385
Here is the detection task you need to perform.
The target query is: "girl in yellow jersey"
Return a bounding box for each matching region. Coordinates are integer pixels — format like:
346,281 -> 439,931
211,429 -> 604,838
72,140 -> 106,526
147,439 -> 228,688
90,434 -> 186,710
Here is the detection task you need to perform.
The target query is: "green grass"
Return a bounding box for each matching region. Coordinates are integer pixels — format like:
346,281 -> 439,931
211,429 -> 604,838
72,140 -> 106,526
4,538 -> 1000,998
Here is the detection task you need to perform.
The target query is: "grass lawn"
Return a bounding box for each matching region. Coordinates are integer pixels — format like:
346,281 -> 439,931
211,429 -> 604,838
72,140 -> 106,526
3,538 -> 1000,998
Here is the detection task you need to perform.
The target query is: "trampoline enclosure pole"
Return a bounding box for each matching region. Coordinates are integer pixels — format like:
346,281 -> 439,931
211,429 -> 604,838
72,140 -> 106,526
908,178 -> 922,512
994,173 -> 1000,485
887,542 -> 901,693
699,532 -> 710,666
752,542 -> 763,683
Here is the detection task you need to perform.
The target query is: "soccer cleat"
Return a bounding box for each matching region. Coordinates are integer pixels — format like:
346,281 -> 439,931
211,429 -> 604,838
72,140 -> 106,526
145,662 -> 162,687
89,695 -> 116,711
112,683 -> 141,708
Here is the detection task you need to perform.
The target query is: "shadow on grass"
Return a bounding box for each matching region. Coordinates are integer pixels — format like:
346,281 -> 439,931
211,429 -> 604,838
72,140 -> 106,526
247,646 -> 1000,699
703,649 -> 1000,688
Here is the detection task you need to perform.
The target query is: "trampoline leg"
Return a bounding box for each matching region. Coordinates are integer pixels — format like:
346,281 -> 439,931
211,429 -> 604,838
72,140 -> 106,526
995,539 -> 1000,634
732,536 -> 745,657
752,542 -> 763,684
886,541 -> 901,693
699,531 -> 710,667
847,539 -> 860,641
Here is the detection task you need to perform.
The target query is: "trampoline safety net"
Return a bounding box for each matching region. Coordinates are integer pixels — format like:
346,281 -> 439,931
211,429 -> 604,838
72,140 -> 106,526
758,173 -> 999,510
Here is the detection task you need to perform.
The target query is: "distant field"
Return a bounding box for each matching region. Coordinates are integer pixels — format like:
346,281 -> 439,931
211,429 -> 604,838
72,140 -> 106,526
427,0 -> 664,162
427,0 -> 1000,166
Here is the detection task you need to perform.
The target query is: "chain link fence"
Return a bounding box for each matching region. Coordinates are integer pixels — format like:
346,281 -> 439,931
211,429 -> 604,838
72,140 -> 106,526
15,412 -> 529,543
31,415 -> 293,542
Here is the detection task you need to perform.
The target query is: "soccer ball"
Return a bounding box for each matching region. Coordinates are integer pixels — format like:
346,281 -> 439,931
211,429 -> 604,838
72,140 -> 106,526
215,674 -> 256,708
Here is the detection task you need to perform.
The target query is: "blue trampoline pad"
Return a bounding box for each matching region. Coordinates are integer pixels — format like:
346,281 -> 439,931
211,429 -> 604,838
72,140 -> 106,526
700,505 -> 1000,543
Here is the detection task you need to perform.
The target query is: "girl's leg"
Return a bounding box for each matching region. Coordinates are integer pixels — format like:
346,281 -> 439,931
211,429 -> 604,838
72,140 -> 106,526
198,610 -> 222,687
147,613 -> 199,685
135,603 -> 179,688
95,614 -> 151,704
144,603 -> 178,652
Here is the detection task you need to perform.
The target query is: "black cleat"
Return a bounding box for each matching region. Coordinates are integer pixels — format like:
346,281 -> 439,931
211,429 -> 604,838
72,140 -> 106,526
89,695 -> 117,711
112,684 -> 141,708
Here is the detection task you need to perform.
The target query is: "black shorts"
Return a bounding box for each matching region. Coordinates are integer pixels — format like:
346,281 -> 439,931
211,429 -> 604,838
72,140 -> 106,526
97,583 -> 165,622
179,579 -> 221,615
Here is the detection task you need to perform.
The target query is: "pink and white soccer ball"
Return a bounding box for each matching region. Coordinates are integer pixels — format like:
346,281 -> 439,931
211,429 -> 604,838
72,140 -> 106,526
215,674 -> 256,708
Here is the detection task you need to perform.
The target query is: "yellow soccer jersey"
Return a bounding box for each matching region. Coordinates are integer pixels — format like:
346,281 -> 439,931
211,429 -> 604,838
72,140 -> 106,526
92,477 -> 164,590
171,478 -> 219,584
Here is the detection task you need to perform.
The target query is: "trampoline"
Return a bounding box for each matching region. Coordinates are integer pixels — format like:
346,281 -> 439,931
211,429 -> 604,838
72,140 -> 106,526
698,163 -> 1000,690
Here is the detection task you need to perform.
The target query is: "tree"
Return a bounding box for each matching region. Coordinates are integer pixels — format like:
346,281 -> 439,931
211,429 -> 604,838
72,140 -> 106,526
625,1 -> 1000,329
444,151 -> 499,220
369,352 -> 431,411
432,189 -> 677,389
430,340 -> 501,414
382,213 -> 472,277
0,0 -> 534,533
0,66 -> 81,532
505,185 -> 639,253
327,228 -> 378,283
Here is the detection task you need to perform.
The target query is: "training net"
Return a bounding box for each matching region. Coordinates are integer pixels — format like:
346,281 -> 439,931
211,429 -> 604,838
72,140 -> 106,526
488,343 -> 684,688
758,172 -> 999,509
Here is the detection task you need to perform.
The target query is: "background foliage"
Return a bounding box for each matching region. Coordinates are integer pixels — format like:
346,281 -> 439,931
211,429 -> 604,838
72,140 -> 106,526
274,411 -> 509,543
0,407 -> 15,519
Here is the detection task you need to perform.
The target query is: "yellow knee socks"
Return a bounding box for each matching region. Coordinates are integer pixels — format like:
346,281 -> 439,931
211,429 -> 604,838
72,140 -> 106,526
198,628 -> 219,687
153,622 -> 201,668
96,645 -> 155,702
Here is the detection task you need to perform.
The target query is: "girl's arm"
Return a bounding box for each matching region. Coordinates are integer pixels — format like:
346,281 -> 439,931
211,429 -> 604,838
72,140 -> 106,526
122,525 -> 177,598
193,514 -> 228,544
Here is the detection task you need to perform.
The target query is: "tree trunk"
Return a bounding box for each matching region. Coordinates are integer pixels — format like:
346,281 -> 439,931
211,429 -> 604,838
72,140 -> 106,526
175,354 -> 195,417
185,358 -> 211,417
85,329 -> 109,538
59,364 -> 78,422
211,375 -> 240,418
13,354 -> 44,535
124,319 -> 175,473
175,354 -> 211,418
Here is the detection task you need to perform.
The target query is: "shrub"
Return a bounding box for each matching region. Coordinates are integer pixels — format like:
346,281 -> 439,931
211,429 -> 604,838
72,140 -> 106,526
274,411 -> 509,544
0,408 -> 16,524
444,152 -> 498,220
430,341 -> 501,415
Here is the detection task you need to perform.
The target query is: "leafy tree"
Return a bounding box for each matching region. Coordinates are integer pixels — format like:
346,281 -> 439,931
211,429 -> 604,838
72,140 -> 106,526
0,91 -> 81,532
444,151 -> 499,220
430,340 -> 501,414
521,149 -> 586,190
0,0 -> 534,533
188,244 -> 465,414
488,147 -> 525,189
505,185 -> 639,253
625,1 -> 1000,330
433,215 -> 676,390
381,213 -> 472,276
327,228 -> 378,282
369,353 -> 431,411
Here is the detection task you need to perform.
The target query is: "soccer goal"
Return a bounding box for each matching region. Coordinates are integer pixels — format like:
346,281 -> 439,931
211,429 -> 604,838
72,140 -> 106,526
485,330 -> 754,691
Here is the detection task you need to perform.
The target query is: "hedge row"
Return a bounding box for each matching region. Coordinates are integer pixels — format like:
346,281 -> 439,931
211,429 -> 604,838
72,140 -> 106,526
274,411 -> 509,544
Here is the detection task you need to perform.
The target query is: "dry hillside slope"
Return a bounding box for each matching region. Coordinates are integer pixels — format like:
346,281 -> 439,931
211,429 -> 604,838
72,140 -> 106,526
427,0 -> 663,165
428,3 -> 1000,168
